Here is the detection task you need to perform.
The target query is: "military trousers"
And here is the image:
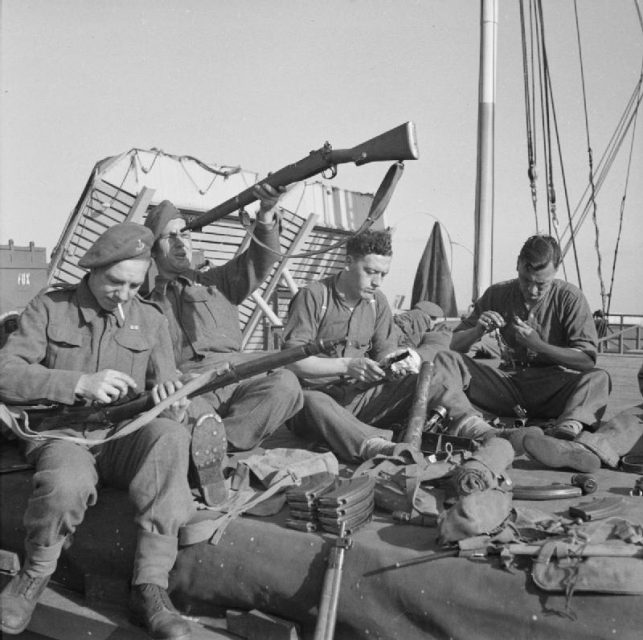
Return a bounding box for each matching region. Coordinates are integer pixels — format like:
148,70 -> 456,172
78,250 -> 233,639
430,350 -> 611,430
579,403 -> 643,466
22,418 -> 195,587
289,375 -> 418,463
199,368 -> 303,451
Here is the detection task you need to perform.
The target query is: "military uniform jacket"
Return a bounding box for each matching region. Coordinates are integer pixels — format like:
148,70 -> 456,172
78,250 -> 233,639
148,220 -> 280,370
456,278 -> 598,367
0,277 -> 177,406
282,274 -> 399,388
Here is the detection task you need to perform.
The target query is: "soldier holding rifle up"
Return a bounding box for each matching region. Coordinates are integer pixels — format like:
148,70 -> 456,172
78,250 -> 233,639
144,185 -> 303,453
0,224 -> 195,640
282,229 -> 421,463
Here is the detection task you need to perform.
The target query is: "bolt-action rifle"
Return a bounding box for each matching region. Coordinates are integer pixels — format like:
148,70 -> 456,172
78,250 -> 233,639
313,521 -> 353,640
183,121 -> 419,231
9,339 -> 343,443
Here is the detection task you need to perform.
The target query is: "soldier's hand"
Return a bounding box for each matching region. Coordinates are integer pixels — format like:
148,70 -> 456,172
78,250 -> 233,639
74,369 -> 137,404
346,357 -> 385,384
477,311 -> 506,333
254,184 -> 285,224
512,316 -> 543,350
384,348 -> 421,377
153,378 -> 190,423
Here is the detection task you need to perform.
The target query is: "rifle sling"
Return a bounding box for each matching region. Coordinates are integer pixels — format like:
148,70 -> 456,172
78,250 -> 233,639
5,367 -> 216,447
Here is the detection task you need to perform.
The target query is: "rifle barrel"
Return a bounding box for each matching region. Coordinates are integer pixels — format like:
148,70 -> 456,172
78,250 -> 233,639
184,122 -> 418,230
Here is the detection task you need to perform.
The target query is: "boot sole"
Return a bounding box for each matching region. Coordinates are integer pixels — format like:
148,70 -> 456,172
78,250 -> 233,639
523,435 -> 600,473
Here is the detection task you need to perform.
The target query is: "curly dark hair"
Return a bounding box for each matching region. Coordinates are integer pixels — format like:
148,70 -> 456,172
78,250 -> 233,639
346,229 -> 393,258
518,234 -> 561,271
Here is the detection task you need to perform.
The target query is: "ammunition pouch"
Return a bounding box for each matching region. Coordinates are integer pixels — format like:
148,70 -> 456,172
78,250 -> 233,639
353,450 -> 462,524
532,517 -> 643,595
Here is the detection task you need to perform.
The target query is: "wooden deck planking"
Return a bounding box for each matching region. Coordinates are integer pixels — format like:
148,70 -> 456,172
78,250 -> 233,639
597,353 -> 641,419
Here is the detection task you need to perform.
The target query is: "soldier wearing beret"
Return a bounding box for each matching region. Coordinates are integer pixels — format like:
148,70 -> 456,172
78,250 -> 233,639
144,185 -> 303,456
0,223 -> 195,640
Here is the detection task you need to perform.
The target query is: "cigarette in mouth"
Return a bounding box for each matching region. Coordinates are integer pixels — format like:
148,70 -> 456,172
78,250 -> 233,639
117,303 -> 125,322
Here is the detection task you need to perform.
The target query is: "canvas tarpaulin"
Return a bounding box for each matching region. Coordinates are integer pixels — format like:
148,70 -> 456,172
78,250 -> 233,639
2,441 -> 643,640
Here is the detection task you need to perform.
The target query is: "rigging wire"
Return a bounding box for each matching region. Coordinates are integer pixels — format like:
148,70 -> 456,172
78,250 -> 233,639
561,77 -> 643,251
519,0 -> 539,230
535,0 -> 558,236
606,56 -> 643,315
635,0 -> 643,33
545,63 -> 583,288
573,0 -> 608,313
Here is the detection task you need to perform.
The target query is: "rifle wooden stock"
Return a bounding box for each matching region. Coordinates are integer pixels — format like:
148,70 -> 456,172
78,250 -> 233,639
27,338 -> 343,431
313,522 -> 352,640
184,121 -> 419,230
402,361 -> 433,451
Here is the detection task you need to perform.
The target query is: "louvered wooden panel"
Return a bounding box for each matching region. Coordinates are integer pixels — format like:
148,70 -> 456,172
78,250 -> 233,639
49,179 -> 142,285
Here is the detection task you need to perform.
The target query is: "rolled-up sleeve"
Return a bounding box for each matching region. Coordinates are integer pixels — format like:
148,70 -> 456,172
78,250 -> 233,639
561,290 -> 598,362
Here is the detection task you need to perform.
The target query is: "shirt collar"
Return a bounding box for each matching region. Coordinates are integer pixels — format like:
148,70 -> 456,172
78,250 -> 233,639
153,271 -> 196,295
76,276 -> 125,327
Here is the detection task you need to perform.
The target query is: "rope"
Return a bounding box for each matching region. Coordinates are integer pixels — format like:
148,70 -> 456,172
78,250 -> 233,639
573,0 -> 608,313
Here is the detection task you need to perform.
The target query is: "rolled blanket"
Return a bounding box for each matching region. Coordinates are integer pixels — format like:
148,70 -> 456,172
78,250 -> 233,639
451,437 -> 514,496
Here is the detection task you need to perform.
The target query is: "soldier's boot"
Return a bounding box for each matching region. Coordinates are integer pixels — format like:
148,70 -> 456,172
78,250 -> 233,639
188,404 -> 228,507
502,426 -> 545,456
130,584 -> 191,640
0,572 -> 50,635
523,433 -> 601,473
0,539 -> 62,635
131,531 -> 191,640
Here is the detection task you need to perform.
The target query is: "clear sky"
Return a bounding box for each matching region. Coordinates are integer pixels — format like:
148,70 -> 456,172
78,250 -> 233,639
1,0 -> 642,315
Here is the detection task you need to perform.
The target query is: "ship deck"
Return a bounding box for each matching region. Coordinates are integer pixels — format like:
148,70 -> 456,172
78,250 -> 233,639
1,353 -> 641,639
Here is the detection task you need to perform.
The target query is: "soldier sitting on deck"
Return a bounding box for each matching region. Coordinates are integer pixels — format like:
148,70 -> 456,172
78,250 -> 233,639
0,223 -> 195,640
423,234 -> 611,448
280,229 -> 423,463
143,186 -> 303,462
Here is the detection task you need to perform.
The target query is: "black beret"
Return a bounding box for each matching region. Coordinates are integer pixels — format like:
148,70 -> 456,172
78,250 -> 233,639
78,223 -> 153,269
144,200 -> 185,241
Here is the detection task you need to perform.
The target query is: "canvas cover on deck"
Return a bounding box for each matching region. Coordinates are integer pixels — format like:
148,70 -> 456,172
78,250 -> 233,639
1,440 -> 642,640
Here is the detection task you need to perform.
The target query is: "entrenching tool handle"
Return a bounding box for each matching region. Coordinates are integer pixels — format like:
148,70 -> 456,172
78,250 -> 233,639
402,361 -> 434,450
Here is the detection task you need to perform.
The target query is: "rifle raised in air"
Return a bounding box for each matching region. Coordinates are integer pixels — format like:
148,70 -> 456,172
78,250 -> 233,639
183,121 -> 419,231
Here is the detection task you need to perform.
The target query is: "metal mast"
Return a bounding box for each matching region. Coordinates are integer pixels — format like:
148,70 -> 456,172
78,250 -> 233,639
472,0 -> 498,301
